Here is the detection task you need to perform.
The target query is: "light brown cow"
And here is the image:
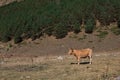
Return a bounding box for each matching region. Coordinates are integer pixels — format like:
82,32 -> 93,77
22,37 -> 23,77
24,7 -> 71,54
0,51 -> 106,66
68,48 -> 92,65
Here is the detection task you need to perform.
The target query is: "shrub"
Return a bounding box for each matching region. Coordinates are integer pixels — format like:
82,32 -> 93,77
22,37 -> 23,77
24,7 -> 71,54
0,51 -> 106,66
85,19 -> 95,33
53,23 -> 68,39
14,35 -> 22,44
14,30 -> 23,44
1,35 -> 11,42
0,31 -> 11,42
44,26 -> 54,36
72,23 -> 81,34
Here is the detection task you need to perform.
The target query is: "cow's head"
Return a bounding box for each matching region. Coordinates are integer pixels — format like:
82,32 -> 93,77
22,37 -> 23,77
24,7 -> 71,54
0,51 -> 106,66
68,48 -> 74,55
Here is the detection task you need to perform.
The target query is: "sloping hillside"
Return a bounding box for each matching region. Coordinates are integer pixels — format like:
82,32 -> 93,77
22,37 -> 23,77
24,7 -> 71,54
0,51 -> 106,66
0,0 -> 120,43
0,26 -> 120,57
0,0 -> 120,56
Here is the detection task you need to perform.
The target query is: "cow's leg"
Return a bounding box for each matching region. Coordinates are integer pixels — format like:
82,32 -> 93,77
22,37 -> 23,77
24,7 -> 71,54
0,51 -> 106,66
88,56 -> 92,64
90,58 -> 92,64
89,49 -> 92,64
77,57 -> 80,65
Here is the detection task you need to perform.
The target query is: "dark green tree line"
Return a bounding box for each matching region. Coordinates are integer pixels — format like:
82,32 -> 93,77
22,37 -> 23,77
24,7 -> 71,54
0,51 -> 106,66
0,0 -> 120,43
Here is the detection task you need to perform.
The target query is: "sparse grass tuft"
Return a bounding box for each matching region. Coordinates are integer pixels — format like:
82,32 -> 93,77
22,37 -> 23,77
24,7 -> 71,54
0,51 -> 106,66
96,31 -> 108,38
78,35 -> 87,40
110,27 -> 120,35
69,34 -> 78,39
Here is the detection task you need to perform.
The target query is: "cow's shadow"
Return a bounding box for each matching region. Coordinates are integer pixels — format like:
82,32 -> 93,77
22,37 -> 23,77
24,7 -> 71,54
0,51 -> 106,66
71,62 -> 90,65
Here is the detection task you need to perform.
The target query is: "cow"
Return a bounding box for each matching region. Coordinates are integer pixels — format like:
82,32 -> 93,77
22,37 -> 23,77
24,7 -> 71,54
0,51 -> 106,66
68,48 -> 92,65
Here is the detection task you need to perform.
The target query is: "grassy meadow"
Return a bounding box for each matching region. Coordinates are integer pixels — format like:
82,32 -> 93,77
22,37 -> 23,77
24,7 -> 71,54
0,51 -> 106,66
0,52 -> 120,80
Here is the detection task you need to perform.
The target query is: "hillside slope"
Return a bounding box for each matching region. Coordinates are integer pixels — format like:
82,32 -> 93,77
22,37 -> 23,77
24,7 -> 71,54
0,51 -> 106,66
0,0 -> 120,43
0,27 -> 120,57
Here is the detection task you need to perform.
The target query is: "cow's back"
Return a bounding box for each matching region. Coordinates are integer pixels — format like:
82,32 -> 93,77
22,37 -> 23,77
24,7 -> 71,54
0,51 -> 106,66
78,48 -> 92,58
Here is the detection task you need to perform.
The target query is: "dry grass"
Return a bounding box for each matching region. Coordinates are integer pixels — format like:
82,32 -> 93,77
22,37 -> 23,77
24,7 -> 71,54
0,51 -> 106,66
0,52 -> 120,80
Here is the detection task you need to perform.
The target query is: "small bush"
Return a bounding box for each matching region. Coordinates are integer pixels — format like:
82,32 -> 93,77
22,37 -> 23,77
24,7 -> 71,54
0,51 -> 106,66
85,19 -> 95,33
31,35 -> 37,41
0,32 -> 11,42
1,35 -> 11,42
14,33 -> 22,44
72,23 -> 81,34
44,26 -> 54,36
53,23 -> 68,39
